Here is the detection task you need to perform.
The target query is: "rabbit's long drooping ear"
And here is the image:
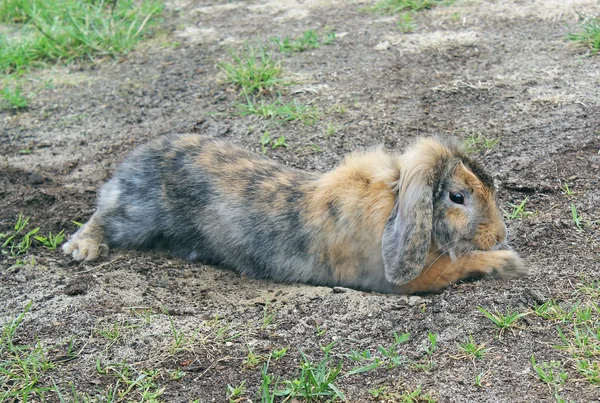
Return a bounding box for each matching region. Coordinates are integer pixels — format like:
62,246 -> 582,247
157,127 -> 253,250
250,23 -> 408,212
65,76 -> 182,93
381,178 -> 434,285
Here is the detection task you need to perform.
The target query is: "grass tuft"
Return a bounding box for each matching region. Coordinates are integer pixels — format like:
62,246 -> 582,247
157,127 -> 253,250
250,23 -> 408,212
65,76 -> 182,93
237,97 -> 319,124
271,29 -> 336,54
504,197 -> 536,220
0,301 -> 58,401
567,17 -> 600,54
368,0 -> 451,15
218,44 -> 289,95
0,0 -> 164,75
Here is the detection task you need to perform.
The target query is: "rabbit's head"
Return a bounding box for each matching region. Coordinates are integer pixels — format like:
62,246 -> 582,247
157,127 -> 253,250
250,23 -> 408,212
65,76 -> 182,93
382,136 -> 507,285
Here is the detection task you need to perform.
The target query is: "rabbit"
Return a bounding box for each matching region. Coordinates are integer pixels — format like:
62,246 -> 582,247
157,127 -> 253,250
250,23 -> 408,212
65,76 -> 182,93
63,133 -> 526,294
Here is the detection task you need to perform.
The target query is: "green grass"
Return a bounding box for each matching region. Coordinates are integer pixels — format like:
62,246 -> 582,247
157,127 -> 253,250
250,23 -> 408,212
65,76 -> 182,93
478,306 -> 528,334
276,351 -> 345,401
227,380 -> 247,402
570,203 -> 583,230
463,131 -> 500,153
1,213 -> 66,259
531,356 -> 568,386
561,183 -> 575,196
567,17 -> 600,54
0,301 -> 58,401
218,44 -> 289,95
243,345 -> 265,369
259,131 -> 288,155
397,12 -> 416,33
0,0 -> 164,75
94,360 -> 165,402
530,285 -> 600,399
368,385 -> 436,402
368,0 -> 451,15
325,122 -> 341,136
455,335 -> 488,361
1,81 -> 28,109
271,29 -> 336,54
0,213 -> 40,257
504,197 -> 536,220
34,229 -> 65,250
237,97 -> 319,124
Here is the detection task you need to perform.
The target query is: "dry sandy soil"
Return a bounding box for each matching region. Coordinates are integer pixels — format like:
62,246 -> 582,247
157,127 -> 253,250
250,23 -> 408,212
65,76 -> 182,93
1,0 -> 599,402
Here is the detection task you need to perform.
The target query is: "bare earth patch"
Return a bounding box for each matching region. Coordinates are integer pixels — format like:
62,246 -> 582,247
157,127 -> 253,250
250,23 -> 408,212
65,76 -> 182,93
1,0 -> 599,402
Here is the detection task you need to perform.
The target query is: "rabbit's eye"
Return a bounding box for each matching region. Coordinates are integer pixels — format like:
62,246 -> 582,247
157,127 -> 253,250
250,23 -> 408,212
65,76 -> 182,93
449,192 -> 464,204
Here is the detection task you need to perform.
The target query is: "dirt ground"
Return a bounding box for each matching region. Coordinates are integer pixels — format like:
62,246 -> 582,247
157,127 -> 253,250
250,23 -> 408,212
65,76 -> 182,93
1,0 -> 600,401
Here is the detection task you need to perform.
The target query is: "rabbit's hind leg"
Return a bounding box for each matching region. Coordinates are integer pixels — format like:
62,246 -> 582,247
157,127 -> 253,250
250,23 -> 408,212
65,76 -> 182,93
62,213 -> 109,261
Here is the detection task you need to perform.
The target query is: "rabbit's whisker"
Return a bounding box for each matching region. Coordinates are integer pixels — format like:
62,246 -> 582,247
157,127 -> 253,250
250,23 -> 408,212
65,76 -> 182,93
426,246 -> 473,292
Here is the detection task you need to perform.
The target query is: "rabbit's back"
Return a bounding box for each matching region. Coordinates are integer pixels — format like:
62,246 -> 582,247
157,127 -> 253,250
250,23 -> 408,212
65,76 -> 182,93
96,134 -> 326,282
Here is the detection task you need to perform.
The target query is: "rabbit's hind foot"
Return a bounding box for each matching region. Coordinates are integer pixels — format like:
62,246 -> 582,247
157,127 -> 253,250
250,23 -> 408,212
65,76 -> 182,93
62,214 -> 109,261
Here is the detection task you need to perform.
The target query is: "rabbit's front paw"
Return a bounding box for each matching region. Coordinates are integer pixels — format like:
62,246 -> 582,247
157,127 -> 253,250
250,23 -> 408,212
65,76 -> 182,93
488,250 -> 527,279
63,236 -> 108,261
62,216 -> 108,261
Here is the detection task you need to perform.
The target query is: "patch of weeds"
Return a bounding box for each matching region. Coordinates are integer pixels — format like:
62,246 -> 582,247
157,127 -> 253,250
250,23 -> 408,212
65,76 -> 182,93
168,368 -> 185,380
398,12 -> 417,33
97,322 -> 123,344
423,331 -> 437,356
531,356 -> 568,386
261,298 -> 277,329
1,80 -> 28,109
272,347 -> 288,360
478,306 -> 528,336
533,300 -> 598,325
462,131 -> 500,154
327,103 -> 347,114
531,356 -> 572,401
0,301 -> 58,401
0,213 -> 40,258
238,97 -> 319,124
377,331 -> 411,368
196,315 -> 243,345
96,318 -> 144,351
369,385 -> 436,402
218,43 -> 288,95
243,344 -> 265,368
227,380 -> 247,402
368,0 -> 452,15
271,29 -> 336,54
258,357 -> 280,403
34,229 -> 65,250
130,307 -> 155,325
0,0 -> 164,75
95,360 -> 164,402
163,308 -> 190,353
455,334 -> 488,361
276,350 -> 345,401
259,131 -> 288,155
567,16 -> 600,54
315,323 -> 328,337
504,197 -> 536,220
325,122 -> 341,136
296,142 -> 323,156
0,0 -> 32,23
570,203 -> 583,230
534,288 -> 600,391
474,371 -> 488,388
578,279 -> 600,299
560,183 -> 575,196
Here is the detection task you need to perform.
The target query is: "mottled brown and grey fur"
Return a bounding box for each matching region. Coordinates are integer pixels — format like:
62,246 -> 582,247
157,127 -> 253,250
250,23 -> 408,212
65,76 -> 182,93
63,134 -> 526,294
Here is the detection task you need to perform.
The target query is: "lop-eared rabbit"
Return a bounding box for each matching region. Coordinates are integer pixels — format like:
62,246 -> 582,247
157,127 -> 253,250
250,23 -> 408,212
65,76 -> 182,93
64,134 -> 526,294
